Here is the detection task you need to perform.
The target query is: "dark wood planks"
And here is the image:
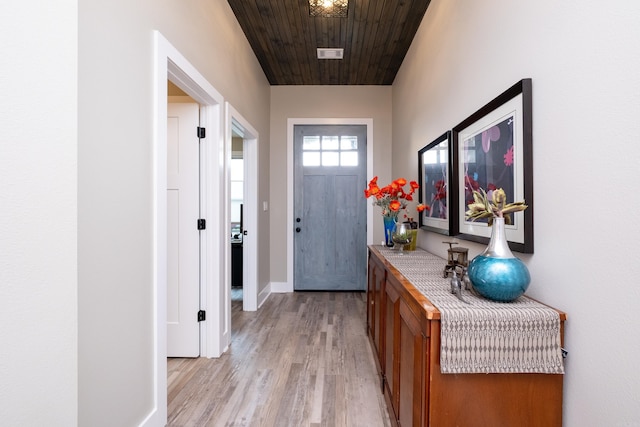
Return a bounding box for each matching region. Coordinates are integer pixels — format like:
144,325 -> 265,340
227,0 -> 431,85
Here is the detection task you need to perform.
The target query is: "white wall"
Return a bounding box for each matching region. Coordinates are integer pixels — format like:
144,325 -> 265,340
0,1 -> 78,425
156,2 -> 273,293
393,0 -> 640,425
269,86 -> 393,283
1,0 -> 270,424
76,0 -> 269,425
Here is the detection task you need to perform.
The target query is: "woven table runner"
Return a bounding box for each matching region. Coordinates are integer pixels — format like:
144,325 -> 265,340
378,247 -> 565,374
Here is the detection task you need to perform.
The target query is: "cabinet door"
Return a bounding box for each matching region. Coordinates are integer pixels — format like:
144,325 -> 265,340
384,275 -> 400,417
367,253 -> 386,373
366,256 -> 376,339
373,259 -> 385,362
398,299 -> 425,427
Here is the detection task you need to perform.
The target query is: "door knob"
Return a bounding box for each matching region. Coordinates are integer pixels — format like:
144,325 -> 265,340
296,218 -> 301,222
296,227 -> 301,233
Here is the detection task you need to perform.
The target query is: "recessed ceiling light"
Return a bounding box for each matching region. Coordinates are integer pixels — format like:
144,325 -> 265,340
317,48 -> 344,59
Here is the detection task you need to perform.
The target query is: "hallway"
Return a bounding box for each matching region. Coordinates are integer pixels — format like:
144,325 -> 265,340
167,292 -> 391,426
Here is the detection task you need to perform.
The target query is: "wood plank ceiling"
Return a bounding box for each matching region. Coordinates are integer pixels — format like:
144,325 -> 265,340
227,0 -> 432,85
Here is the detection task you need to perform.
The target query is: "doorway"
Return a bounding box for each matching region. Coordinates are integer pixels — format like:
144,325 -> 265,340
293,124 -> 367,291
151,31 -> 226,426
167,95 -> 201,357
230,134 -> 244,305
225,103 -> 259,314
286,118 -> 374,293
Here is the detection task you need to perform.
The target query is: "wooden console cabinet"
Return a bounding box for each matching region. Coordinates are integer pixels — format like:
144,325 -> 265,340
367,246 -> 566,427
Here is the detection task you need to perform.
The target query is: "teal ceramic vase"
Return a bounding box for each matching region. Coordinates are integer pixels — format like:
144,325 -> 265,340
467,217 -> 530,302
383,216 -> 396,247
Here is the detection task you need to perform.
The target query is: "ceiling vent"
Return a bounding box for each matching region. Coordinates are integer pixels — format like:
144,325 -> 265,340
317,48 -> 344,60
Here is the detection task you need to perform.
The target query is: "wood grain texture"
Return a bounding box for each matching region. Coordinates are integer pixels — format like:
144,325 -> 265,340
226,0 -> 432,85
368,247 -> 566,427
168,292 -> 391,427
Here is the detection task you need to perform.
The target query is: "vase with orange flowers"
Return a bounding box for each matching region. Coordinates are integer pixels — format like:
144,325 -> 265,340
364,176 -> 429,247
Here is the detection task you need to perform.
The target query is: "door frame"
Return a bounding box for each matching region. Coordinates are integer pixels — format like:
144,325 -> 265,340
286,118 -> 374,292
149,31 -> 225,426
225,103 -> 260,313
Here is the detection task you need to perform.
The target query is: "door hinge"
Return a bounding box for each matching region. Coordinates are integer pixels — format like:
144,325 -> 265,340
197,127 -> 206,139
198,310 -> 206,322
197,219 -> 206,230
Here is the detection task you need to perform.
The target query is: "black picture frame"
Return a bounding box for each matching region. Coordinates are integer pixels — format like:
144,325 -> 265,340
452,78 -> 534,253
418,131 -> 455,236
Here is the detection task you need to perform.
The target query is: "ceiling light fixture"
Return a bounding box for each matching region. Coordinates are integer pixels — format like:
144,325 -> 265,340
309,0 -> 348,18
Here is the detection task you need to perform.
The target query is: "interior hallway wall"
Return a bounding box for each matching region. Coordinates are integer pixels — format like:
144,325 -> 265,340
269,85 -> 392,285
77,0 -> 269,425
1,0 -> 78,425
392,0 -> 640,425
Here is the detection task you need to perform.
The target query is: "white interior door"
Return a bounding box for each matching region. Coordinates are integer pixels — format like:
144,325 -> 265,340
167,100 -> 200,357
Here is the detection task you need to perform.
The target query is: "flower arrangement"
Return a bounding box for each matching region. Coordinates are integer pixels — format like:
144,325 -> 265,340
465,187 -> 527,226
364,176 -> 429,220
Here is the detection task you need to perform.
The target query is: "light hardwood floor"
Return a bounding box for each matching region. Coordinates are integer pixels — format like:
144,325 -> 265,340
167,291 -> 391,427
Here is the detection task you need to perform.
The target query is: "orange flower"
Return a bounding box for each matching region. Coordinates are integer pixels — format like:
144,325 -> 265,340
364,176 -> 382,199
364,176 -> 423,218
417,204 -> 429,212
408,180 -> 419,196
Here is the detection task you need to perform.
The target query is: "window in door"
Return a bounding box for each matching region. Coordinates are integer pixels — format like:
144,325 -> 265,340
302,135 -> 359,167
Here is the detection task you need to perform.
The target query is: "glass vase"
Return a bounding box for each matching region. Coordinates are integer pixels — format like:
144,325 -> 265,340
467,217 -> 530,302
403,222 -> 418,251
383,216 -> 396,247
391,221 -> 413,254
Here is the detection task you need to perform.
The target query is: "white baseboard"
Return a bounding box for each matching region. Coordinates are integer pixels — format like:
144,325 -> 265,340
138,408 -> 162,427
270,281 -> 293,293
257,284 -> 271,309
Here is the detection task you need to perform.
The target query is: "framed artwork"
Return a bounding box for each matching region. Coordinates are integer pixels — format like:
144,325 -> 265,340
418,131 -> 455,235
452,79 -> 534,253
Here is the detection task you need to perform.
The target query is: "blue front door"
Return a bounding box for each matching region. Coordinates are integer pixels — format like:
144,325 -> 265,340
293,125 -> 367,291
